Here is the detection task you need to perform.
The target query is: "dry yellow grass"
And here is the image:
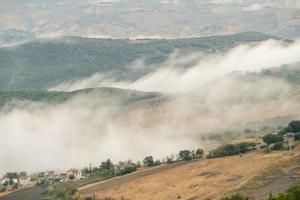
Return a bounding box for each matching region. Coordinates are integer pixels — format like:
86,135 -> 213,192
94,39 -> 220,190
81,150 -> 299,200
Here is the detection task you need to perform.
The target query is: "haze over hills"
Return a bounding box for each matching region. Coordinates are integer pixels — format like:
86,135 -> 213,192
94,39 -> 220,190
2,1 -> 300,200
1,0 -> 300,46
0,29 -> 300,174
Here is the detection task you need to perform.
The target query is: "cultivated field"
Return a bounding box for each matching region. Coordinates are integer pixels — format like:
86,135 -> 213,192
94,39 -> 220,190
79,150 -> 300,200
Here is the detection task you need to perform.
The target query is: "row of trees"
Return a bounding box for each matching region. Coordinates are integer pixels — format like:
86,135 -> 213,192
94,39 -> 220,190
207,142 -> 256,158
82,159 -> 139,179
143,148 -> 205,167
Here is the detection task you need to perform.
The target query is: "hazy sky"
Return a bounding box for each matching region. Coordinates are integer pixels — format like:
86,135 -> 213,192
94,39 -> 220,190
1,0 -> 300,40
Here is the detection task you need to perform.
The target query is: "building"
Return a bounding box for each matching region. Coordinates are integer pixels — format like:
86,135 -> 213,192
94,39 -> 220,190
283,133 -> 295,143
67,169 -> 82,180
19,177 -> 31,187
59,173 -> 68,182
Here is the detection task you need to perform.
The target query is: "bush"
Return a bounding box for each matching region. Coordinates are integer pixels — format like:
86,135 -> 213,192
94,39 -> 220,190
270,185 -> 300,200
43,186 -> 78,200
272,142 -> 284,151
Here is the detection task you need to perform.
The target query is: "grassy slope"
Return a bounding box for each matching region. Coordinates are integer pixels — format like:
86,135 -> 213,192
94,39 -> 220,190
79,150 -> 300,200
0,32 -> 274,89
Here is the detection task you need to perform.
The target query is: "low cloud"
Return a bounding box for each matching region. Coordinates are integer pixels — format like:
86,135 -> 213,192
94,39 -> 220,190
2,39 -> 300,174
52,39 -> 300,93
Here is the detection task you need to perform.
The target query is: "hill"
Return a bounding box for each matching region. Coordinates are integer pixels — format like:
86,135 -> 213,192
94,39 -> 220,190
0,88 -> 162,108
79,149 -> 300,200
0,32 -> 275,90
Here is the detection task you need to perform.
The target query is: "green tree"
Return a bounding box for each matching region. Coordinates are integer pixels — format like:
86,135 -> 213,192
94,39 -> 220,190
6,172 -> 18,179
195,148 -> 204,158
100,159 -> 114,171
143,156 -> 154,167
179,150 -> 192,161
262,134 -> 282,145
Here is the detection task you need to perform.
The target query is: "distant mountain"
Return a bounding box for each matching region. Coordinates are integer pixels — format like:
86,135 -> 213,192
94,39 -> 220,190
0,32 -> 275,90
0,29 -> 36,47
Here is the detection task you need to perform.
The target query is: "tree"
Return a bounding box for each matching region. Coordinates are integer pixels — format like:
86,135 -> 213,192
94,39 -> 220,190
262,134 -> 282,145
100,159 -> 115,179
288,121 -> 300,133
195,148 -> 204,158
68,174 -> 75,180
179,150 -> 192,161
143,156 -> 154,167
278,120 -> 300,136
6,172 -> 18,180
100,159 -> 114,171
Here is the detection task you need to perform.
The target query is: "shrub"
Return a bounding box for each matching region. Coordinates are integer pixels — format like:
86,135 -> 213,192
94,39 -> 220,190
272,142 -> 284,151
220,194 -> 250,200
270,185 -> 300,200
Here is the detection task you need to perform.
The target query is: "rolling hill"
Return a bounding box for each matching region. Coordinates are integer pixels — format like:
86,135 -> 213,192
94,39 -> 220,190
0,32 -> 275,90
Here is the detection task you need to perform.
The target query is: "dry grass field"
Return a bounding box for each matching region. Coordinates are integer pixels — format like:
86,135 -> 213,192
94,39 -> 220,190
79,149 -> 300,200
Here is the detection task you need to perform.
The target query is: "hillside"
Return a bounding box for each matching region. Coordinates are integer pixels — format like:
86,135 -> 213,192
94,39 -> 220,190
0,88 -> 162,108
79,149 -> 300,200
0,32 -> 275,90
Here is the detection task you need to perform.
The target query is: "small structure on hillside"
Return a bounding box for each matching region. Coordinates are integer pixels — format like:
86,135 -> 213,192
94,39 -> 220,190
19,176 -> 31,188
283,133 -> 295,152
67,169 -> 82,180
283,133 -> 295,143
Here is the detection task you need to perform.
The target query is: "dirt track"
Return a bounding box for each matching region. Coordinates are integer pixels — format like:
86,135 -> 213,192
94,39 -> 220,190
0,186 -> 46,200
79,160 -> 199,197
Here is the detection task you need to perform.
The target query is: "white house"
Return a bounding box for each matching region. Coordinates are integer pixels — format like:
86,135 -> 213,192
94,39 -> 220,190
19,177 -> 31,187
67,169 -> 82,180
283,133 -> 295,143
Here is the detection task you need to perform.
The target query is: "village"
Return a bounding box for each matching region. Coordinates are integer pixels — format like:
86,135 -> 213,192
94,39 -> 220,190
0,168 -> 83,194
